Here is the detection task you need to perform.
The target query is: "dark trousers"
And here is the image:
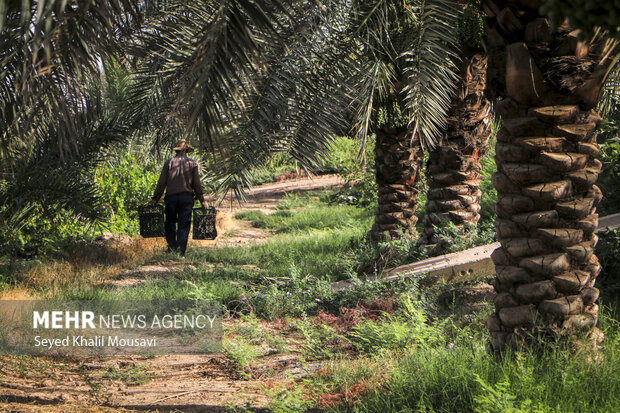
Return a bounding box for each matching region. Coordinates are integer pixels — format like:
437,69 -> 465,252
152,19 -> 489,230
164,193 -> 193,256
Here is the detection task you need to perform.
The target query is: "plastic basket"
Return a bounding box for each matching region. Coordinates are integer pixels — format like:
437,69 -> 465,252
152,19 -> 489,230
193,207 -> 217,240
138,205 -> 165,238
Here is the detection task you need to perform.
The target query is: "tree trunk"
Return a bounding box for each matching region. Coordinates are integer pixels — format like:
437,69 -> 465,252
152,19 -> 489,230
368,126 -> 424,241
422,52 -> 493,245
483,0 -> 617,351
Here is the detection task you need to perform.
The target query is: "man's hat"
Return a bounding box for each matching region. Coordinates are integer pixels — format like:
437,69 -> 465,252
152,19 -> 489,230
173,139 -> 194,152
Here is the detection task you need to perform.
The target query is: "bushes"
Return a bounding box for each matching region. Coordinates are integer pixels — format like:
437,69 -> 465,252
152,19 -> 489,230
94,152 -> 161,234
0,151 -> 161,256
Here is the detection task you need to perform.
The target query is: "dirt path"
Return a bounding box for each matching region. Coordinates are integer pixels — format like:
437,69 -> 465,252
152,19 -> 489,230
208,173 -> 344,215
0,318 -> 319,412
0,175 -> 344,412
189,174 -> 344,249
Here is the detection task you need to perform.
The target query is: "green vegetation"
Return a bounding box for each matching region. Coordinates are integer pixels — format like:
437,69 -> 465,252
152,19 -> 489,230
333,320 -> 620,412
597,135 -> 620,216
102,364 -> 153,386
95,152 -> 161,234
2,2 -> 620,411
1,148 -> 619,411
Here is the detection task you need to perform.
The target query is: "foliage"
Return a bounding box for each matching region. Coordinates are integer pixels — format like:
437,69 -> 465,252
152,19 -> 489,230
431,219 -> 497,253
457,2 -> 485,48
350,0 -> 461,150
319,136 -> 373,176
0,2 -> 141,244
236,205 -> 372,234
349,296 -> 439,354
223,338 -> 261,371
0,147 -> 162,255
244,153 -> 299,186
473,374 -> 549,413
294,316 -> 343,359
0,202 -> 94,257
321,135 -> 377,208
323,172 -> 378,208
479,136 -> 498,223
375,98 -> 409,130
102,364 -> 153,386
94,152 -> 161,234
0,0 -> 138,162
0,60 -> 143,255
333,314 -> 620,412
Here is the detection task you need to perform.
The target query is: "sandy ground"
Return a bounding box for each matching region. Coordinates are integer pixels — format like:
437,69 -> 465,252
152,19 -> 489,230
0,322 -> 319,412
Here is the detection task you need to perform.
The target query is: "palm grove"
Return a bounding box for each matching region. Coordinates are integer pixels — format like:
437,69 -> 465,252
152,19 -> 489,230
1,0 -> 618,351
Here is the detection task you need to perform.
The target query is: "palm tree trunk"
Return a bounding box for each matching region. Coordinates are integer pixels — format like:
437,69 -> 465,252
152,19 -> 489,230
422,52 -> 493,245
483,0 -> 617,351
368,126 -> 424,241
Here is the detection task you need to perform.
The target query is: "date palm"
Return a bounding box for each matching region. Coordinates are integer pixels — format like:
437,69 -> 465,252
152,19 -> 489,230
349,0 -> 460,241
0,0 -> 307,244
482,0 -> 618,351
421,5 -> 494,245
0,0 -> 141,239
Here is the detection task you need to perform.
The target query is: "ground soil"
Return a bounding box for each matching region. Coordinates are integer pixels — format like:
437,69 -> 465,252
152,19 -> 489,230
0,319 -> 320,412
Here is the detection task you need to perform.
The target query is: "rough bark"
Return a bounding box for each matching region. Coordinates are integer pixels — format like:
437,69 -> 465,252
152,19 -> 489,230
483,0 -> 617,351
368,127 -> 424,241
422,52 -> 493,244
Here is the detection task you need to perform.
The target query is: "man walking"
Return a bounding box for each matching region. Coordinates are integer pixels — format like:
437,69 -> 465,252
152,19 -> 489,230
149,139 -> 208,257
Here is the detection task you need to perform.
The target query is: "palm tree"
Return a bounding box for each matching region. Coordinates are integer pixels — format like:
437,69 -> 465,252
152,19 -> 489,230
348,0 -> 460,241
0,0 -> 315,244
482,0 -> 618,351
0,0 -> 140,245
421,4 -> 493,245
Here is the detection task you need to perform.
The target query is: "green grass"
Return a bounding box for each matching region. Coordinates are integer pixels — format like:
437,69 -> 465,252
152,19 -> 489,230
19,176 -> 620,413
235,203 -> 373,233
192,228 -> 365,280
303,306 -> 620,413
53,194 -> 375,319
102,364 -> 153,386
342,340 -> 620,412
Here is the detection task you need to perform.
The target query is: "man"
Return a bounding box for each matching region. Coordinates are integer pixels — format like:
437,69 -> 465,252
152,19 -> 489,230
149,139 -> 208,257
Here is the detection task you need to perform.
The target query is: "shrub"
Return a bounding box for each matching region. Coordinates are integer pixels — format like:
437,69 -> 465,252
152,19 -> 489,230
94,152 -> 161,234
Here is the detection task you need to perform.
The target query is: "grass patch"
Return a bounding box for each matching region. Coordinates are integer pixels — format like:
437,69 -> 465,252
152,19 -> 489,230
301,306 -> 620,413
191,227 -> 368,282
102,364 -> 153,386
235,203 -> 373,233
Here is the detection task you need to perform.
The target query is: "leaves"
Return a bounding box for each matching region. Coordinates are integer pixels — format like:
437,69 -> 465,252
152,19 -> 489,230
399,0 -> 459,149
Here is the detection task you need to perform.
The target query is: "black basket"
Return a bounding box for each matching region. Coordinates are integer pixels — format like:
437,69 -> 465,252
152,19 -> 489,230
193,207 -> 217,240
138,205 -> 165,238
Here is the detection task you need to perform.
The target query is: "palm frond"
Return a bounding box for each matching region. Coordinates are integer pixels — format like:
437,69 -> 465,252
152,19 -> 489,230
0,0 -> 139,167
211,1 -> 356,197
400,0 -> 460,149
348,58 -> 396,161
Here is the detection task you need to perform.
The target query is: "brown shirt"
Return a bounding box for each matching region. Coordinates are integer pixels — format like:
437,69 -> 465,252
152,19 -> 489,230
152,155 -> 205,202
